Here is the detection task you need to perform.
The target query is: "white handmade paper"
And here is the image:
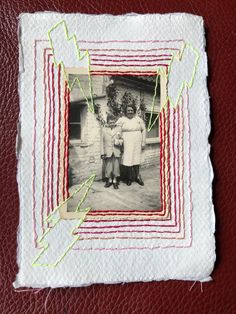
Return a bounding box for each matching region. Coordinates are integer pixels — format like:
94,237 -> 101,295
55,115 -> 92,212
14,13 -> 215,288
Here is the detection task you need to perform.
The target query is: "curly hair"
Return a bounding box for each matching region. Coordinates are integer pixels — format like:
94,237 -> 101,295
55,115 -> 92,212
124,103 -> 137,115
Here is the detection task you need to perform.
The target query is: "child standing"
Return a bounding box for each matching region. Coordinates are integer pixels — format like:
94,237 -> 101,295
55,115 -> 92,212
101,113 -> 123,189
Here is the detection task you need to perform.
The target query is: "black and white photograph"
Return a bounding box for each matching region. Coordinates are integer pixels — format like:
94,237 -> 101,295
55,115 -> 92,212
66,73 -> 161,212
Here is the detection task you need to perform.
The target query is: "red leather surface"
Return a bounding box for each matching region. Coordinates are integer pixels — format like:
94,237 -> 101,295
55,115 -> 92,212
0,1 -> 236,313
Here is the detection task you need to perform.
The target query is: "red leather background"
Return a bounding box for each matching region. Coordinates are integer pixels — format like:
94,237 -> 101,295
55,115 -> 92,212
0,1 -> 236,313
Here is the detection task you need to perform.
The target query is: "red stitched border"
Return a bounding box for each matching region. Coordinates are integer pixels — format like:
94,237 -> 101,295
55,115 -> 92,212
31,39 -> 192,249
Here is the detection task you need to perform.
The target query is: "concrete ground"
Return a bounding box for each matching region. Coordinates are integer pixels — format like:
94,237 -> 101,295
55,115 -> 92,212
67,165 -> 160,211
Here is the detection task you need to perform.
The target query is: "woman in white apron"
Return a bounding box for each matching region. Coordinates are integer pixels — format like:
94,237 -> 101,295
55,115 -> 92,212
117,104 -> 146,186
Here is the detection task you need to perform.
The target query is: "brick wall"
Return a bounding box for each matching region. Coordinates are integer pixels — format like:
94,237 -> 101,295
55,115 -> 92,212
142,143 -> 160,169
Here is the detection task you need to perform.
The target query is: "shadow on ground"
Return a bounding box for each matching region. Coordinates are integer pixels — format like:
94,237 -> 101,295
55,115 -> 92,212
67,166 -> 160,211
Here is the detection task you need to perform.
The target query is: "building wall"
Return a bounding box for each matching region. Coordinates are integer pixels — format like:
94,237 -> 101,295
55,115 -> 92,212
69,99 -> 106,185
142,143 -> 160,169
69,76 -> 160,186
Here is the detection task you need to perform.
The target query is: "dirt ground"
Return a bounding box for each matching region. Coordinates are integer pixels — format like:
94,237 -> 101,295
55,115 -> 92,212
67,165 -> 160,211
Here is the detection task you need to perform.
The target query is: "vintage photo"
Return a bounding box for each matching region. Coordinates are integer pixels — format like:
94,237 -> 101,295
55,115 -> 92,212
66,73 -> 162,212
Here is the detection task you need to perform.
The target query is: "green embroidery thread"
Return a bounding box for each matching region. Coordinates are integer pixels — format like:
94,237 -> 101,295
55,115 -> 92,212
32,174 -> 96,267
147,44 -> 200,132
48,20 -> 94,113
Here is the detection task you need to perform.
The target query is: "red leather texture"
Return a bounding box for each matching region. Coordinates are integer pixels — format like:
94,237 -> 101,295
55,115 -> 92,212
0,1 -> 236,313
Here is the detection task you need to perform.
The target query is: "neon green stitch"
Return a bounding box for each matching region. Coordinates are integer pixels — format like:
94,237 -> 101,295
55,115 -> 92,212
32,219 -> 83,268
48,20 -> 94,113
32,174 -> 95,267
147,73 -> 161,132
75,177 -> 95,212
167,43 -> 200,108
147,43 -> 200,132
32,20 -> 96,267
42,174 -> 95,223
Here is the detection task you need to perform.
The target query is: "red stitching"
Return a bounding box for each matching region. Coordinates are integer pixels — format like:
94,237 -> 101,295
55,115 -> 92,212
40,48 -> 50,234
84,218 -> 171,223
66,86 -> 70,198
78,39 -> 184,43
56,64 -> 61,206
46,54 -> 53,216
32,40 -> 38,246
51,62 -> 56,211
80,48 -> 180,52
91,63 -> 170,67
63,82 -> 68,200
30,41 -> 192,249
90,53 -> 173,58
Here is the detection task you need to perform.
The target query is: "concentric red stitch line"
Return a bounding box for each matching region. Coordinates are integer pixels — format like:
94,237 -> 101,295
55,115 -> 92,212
91,58 -> 172,62
56,64 -> 61,206
91,73 -> 161,76
78,39 -> 184,43
91,63 -> 170,67
167,99 -> 171,221
74,243 -> 190,251
175,103 -> 182,233
86,211 -> 166,216
80,48 -> 180,52
90,70 -> 164,74
66,86 -> 70,198
186,88 -> 193,246
78,222 -> 178,229
64,89 -> 188,243
178,98 -> 184,238
166,66 -> 171,218
79,236 -> 182,241
62,83 -> 68,200
86,209 -> 167,217
40,48 -> 50,234
177,103 -> 182,226
162,104 -> 166,216
46,54 -> 53,216
181,99 -> 186,237
84,218 -> 171,223
172,105 -> 177,224
33,40 -> 190,248
90,53 -> 173,58
50,62 -> 56,211
54,41 -> 189,247
177,105 -> 180,225
159,110 -> 163,211
74,228 -> 181,235
40,52 -> 182,236
41,63 -> 168,223
90,209 -> 162,213
32,40 -> 38,246
181,96 -> 186,239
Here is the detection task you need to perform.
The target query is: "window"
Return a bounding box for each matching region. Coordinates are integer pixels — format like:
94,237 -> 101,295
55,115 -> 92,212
145,112 -> 160,140
69,102 -> 83,140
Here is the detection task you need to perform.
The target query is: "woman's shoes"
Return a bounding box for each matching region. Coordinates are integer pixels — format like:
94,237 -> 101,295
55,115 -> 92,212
136,177 -> 144,186
127,180 -> 132,186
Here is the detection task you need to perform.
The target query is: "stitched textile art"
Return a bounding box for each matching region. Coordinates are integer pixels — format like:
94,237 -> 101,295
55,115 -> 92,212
14,13 -> 215,287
